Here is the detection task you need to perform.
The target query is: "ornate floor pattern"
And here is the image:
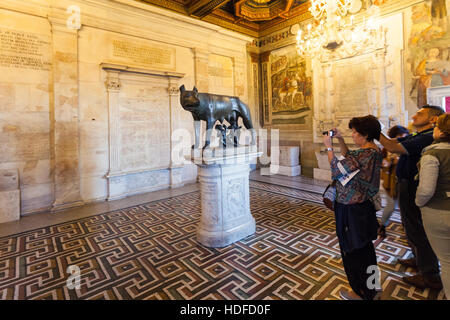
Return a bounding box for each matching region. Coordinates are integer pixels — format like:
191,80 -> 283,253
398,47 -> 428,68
0,184 -> 445,300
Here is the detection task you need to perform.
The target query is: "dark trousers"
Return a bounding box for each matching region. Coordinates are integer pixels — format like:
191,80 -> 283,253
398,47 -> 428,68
341,242 -> 378,300
397,179 -> 440,276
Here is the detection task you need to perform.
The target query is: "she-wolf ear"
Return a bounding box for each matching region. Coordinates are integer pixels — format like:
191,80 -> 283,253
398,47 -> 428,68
179,85 -> 185,92
193,86 -> 198,94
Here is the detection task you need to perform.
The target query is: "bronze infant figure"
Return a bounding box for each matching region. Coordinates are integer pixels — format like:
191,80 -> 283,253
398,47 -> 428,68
179,85 -> 256,149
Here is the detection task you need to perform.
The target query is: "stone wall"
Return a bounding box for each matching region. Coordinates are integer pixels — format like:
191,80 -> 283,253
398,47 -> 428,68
0,0 -> 253,214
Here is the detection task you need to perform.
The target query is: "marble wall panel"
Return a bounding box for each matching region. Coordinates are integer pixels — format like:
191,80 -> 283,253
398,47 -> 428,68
0,160 -> 51,186
0,132 -> 49,162
78,82 -> 108,122
20,182 -> 53,214
81,176 -> 108,202
78,62 -> 101,82
118,79 -> 170,171
0,84 -> 15,112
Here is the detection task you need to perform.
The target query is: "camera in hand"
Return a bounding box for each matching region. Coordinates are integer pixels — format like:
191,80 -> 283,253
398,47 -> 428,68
322,130 -> 335,137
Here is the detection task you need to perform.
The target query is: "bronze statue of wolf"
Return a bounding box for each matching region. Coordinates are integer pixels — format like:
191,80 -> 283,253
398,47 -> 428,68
179,85 -> 256,149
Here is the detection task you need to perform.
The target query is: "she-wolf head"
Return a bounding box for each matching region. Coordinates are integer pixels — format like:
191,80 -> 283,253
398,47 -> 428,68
179,85 -> 200,109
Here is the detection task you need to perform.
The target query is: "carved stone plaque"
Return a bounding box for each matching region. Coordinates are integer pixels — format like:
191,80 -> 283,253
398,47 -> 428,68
0,28 -> 51,71
109,38 -> 176,71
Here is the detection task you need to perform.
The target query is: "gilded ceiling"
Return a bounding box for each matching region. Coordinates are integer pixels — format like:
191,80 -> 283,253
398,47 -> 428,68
137,0 -> 311,37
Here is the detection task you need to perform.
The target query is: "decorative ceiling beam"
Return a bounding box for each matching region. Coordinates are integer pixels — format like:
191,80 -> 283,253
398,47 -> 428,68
235,0 -> 295,22
187,0 -> 232,18
138,0 -> 188,14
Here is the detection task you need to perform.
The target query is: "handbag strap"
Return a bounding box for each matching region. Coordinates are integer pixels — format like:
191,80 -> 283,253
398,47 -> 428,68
369,151 -> 381,195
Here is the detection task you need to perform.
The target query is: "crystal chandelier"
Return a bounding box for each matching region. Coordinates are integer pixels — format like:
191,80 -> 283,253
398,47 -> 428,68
296,0 -> 386,60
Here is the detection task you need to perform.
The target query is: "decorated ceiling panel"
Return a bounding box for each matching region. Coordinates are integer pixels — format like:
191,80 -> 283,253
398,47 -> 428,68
138,0 -> 310,37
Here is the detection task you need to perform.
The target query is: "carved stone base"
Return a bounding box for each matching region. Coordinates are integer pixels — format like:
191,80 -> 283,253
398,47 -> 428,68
188,149 -> 262,247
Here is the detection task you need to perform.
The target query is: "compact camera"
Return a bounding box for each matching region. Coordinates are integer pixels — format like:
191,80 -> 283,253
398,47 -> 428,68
322,130 -> 335,137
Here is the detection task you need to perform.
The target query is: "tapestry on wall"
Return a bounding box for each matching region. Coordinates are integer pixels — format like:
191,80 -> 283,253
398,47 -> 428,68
406,0 -> 450,109
268,46 -> 312,127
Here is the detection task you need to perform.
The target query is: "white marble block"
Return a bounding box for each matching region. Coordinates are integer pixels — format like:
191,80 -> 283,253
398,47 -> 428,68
270,146 -> 301,176
272,146 -> 300,166
0,169 -> 20,224
188,149 -> 262,247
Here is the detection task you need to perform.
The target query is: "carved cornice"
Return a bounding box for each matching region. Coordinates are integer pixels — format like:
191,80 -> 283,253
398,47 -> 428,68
101,63 -> 185,78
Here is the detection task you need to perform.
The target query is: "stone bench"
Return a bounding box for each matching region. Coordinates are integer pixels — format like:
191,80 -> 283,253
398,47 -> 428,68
0,169 -> 20,224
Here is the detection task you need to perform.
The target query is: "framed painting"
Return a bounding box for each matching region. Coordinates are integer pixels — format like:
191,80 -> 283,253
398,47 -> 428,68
267,45 -> 313,130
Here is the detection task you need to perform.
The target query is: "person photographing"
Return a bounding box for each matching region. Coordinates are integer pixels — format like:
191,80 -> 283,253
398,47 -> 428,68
376,105 -> 444,290
323,115 -> 383,300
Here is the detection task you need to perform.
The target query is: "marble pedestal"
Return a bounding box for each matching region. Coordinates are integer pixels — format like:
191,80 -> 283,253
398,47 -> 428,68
187,146 -> 262,247
0,169 -> 20,224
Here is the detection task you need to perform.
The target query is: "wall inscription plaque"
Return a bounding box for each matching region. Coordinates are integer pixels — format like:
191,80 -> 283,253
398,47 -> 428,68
110,38 -> 175,70
0,28 -> 51,71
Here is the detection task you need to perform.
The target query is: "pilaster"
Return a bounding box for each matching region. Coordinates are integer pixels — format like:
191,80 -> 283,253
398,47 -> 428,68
49,17 -> 83,211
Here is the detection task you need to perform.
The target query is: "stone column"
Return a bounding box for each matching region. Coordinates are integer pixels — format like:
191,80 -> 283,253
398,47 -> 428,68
49,19 -> 83,211
193,48 -> 209,91
168,77 -> 184,188
249,52 -> 260,128
105,72 -> 122,177
104,71 -> 123,201
260,51 -> 271,127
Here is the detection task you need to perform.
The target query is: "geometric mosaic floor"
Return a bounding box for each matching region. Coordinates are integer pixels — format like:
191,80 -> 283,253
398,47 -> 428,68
0,182 -> 445,300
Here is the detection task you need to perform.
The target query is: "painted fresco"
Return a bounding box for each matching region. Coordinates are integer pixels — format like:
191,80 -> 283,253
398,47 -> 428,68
406,0 -> 450,108
269,46 -> 312,126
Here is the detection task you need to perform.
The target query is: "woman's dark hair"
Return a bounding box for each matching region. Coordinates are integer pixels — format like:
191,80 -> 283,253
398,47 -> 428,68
387,125 -> 409,138
436,113 -> 450,143
348,115 -> 381,141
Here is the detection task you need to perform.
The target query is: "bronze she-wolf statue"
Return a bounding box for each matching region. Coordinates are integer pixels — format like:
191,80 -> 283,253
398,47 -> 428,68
179,85 -> 256,149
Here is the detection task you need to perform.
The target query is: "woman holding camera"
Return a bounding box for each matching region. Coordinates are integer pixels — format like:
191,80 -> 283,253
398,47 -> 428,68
323,115 -> 383,300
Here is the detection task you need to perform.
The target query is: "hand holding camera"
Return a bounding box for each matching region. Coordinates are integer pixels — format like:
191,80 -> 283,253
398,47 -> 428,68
322,128 -> 342,138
